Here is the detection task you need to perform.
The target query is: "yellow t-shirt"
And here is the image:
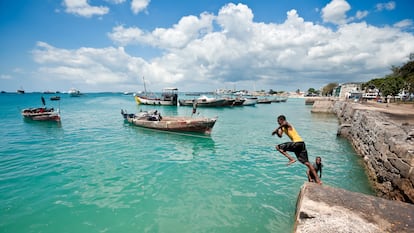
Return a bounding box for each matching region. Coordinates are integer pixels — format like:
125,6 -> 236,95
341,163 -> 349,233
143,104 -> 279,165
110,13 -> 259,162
283,126 -> 303,142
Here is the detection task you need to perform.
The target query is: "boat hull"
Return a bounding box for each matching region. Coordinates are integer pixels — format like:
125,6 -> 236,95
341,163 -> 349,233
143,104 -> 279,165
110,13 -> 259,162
135,96 -> 177,105
126,115 -> 217,135
242,97 -> 258,106
178,99 -> 227,107
22,108 -> 61,121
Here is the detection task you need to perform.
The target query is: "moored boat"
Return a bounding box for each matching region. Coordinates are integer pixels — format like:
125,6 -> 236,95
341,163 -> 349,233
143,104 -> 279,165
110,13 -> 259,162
121,109 -> 217,135
233,99 -> 245,106
257,98 -> 272,104
68,88 -> 82,97
22,108 -> 61,121
271,96 -> 288,103
21,96 -> 61,121
134,87 -> 178,105
178,95 -> 227,107
242,96 -> 258,106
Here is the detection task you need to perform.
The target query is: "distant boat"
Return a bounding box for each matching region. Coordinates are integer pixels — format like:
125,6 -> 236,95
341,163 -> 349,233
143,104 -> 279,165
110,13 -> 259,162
231,98 -> 245,106
135,87 -> 179,106
242,96 -> 258,106
68,88 -> 82,97
271,96 -> 288,103
17,89 -> 25,94
121,109 -> 217,135
179,95 -> 227,107
50,96 -> 61,101
21,96 -> 60,121
257,98 -> 272,104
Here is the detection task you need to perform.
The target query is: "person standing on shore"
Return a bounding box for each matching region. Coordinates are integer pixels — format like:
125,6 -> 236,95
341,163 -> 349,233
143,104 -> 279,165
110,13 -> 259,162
272,115 -> 322,184
307,156 -> 322,183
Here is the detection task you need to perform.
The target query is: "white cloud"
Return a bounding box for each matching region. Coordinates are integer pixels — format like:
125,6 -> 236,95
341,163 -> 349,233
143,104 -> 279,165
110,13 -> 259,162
131,0 -> 150,14
0,74 -> 12,80
63,0 -> 109,17
109,12 -> 214,49
32,42 -> 147,89
321,0 -> 351,25
376,1 -> 396,11
394,19 -> 413,29
355,10 -> 368,20
34,3 -> 414,92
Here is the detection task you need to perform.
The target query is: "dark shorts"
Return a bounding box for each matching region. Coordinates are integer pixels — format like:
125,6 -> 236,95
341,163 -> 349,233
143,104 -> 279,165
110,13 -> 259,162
277,142 -> 309,164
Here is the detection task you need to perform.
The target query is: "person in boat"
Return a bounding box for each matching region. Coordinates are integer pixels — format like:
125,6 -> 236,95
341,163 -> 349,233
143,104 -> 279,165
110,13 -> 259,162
307,156 -> 322,183
272,115 -> 322,184
148,110 -> 162,121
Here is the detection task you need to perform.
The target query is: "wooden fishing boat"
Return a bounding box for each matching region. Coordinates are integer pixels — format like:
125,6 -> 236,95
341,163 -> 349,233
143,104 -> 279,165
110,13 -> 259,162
134,87 -> 178,106
22,107 -> 60,121
121,110 -> 217,135
50,96 -> 61,101
21,96 -> 61,121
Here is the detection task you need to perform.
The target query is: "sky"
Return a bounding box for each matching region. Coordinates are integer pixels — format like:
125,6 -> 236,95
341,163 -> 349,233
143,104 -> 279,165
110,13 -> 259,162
1,0 -> 413,93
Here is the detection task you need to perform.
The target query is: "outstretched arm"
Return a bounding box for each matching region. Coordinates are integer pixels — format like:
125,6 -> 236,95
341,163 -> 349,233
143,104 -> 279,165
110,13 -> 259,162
272,127 -> 284,137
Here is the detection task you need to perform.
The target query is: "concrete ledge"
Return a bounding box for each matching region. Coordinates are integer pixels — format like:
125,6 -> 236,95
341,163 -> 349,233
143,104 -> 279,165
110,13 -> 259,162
294,183 -> 414,233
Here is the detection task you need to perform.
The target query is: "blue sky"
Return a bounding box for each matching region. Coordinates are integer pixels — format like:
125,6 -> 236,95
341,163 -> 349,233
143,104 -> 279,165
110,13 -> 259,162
1,0 -> 413,93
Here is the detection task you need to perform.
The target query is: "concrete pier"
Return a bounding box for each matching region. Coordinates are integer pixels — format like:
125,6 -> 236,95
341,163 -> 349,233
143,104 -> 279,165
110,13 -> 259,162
294,183 -> 414,233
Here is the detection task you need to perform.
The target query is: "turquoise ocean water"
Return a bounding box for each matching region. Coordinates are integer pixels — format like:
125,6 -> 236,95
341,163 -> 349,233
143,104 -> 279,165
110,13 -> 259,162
0,93 -> 374,233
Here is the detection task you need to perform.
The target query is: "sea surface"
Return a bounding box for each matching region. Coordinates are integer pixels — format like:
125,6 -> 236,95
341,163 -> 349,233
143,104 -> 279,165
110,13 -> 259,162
0,93 -> 374,233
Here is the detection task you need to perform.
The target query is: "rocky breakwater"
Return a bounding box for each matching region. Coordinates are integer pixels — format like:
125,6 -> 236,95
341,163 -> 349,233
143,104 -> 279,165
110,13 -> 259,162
313,100 -> 414,203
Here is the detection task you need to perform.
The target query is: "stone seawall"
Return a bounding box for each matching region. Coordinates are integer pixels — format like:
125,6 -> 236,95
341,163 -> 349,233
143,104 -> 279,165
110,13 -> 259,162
312,100 -> 414,203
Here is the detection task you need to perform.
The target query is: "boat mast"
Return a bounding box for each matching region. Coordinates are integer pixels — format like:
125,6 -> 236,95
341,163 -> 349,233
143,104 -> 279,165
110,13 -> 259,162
142,76 -> 147,95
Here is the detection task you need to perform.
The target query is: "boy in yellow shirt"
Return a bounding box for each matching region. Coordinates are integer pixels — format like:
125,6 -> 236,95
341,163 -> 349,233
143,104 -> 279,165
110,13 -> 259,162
272,115 -> 322,184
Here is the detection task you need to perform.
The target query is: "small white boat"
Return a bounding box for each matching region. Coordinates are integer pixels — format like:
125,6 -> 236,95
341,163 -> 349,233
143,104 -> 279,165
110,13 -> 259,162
122,110 -> 217,135
68,88 -> 82,97
241,96 -> 258,106
179,95 -> 227,107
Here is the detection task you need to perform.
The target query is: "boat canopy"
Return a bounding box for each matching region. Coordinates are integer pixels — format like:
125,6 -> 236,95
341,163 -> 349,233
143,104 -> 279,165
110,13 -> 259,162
163,88 -> 178,91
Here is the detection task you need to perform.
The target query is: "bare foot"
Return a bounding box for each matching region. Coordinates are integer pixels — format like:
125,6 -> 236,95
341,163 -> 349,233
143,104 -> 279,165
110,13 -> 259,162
287,159 -> 296,166
316,180 -> 323,185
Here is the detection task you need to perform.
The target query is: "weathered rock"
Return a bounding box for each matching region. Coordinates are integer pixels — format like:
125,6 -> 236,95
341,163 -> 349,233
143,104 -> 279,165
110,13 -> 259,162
294,183 -> 414,233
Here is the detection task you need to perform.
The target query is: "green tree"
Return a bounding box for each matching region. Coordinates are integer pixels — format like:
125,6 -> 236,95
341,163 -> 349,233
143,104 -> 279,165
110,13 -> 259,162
321,82 -> 338,96
379,76 -> 405,96
363,59 -> 414,97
